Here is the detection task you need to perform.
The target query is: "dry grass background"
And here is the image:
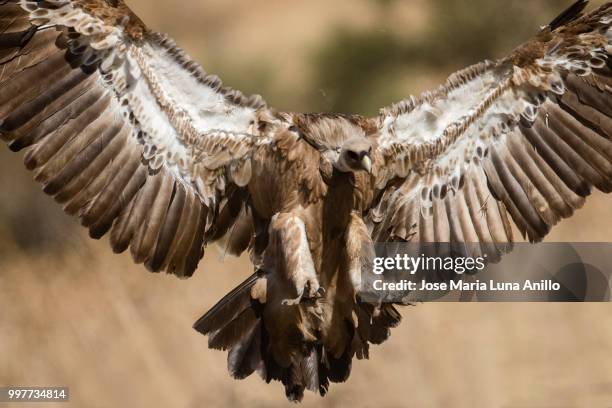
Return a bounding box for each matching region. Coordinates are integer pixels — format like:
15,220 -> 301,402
1,1 -> 612,407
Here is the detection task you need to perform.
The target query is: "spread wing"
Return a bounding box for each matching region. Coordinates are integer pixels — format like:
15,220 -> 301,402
0,0 -> 268,277
371,1 -> 612,256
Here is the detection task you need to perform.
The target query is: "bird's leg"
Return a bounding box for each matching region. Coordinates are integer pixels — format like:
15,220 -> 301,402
267,212 -> 323,306
345,212 -> 374,294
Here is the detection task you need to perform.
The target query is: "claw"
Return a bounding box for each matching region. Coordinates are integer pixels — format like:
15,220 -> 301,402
304,280 -> 314,297
303,278 -> 322,299
282,296 -> 303,306
305,280 -> 325,299
282,283 -> 305,306
282,280 -> 325,306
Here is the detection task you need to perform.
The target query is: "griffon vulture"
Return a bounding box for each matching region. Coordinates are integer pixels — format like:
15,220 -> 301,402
1,0 -> 611,401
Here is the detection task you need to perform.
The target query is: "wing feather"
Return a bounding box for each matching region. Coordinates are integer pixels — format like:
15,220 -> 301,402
0,0 -> 271,277
83,146 -> 145,230
149,181 -> 187,272
432,198 -> 450,243
131,171 -> 175,265
444,192 -> 466,244
373,2 -> 612,245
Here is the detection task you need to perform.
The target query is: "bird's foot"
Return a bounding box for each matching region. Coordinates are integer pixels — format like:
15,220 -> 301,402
282,279 -> 325,306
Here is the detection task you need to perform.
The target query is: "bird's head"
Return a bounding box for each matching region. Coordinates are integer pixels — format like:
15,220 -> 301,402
334,137 -> 373,174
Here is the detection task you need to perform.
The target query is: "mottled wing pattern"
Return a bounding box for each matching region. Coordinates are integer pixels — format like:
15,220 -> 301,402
0,0 -> 268,277
372,2 -> 612,257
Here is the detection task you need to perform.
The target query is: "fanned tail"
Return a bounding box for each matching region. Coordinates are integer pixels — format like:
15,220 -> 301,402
193,271 -> 402,402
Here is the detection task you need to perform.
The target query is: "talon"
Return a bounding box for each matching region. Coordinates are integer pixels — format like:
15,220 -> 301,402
283,279 -> 322,305
307,279 -> 322,298
282,285 -> 305,306
304,280 -> 313,297
282,296 -> 303,306
301,279 -> 321,299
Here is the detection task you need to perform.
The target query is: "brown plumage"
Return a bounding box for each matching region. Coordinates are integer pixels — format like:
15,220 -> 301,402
1,0 -> 612,401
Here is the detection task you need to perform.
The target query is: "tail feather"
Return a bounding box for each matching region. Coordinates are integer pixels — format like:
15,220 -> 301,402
207,307 -> 259,351
300,347 -> 320,393
193,273 -> 259,336
194,276 -> 403,402
227,321 -> 263,380
325,348 -> 353,384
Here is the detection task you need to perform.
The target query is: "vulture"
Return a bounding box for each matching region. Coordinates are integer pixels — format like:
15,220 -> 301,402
1,0 -> 611,401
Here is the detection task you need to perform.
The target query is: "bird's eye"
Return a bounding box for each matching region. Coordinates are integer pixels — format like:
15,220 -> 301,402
288,125 -> 298,133
347,151 -> 359,161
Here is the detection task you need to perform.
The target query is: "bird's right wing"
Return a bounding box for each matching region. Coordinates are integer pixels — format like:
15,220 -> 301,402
0,0 -> 271,277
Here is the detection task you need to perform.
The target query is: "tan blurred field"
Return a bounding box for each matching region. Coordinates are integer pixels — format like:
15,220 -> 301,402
1,1 -> 612,407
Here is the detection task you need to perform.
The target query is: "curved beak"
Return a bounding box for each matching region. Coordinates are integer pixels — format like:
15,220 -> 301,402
360,155 -> 372,174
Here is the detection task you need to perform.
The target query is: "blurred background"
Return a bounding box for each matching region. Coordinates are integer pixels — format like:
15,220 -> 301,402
1,0 -> 611,406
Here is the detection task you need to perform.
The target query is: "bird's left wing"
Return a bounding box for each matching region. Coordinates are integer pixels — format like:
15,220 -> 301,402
0,0 -> 269,277
371,1 -> 612,254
